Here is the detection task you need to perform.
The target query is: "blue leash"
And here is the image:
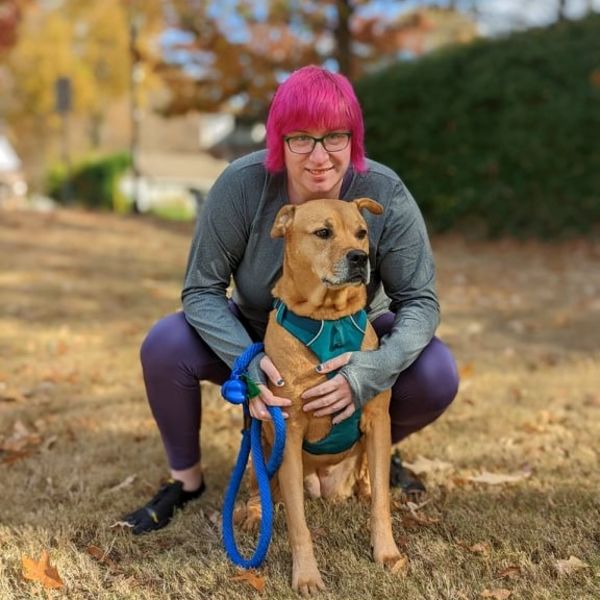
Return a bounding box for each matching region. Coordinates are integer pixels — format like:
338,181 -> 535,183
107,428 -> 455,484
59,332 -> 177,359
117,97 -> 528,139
221,342 -> 286,568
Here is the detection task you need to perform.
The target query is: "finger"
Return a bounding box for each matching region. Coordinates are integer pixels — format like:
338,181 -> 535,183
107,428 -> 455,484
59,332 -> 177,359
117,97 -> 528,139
301,374 -> 346,400
258,384 -> 292,407
315,398 -> 352,417
249,397 -> 271,421
260,355 -> 285,387
315,352 -> 351,374
303,392 -> 340,412
331,403 -> 356,425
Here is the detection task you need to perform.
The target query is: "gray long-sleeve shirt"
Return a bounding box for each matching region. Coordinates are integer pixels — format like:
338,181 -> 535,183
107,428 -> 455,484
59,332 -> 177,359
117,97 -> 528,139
182,150 -> 439,408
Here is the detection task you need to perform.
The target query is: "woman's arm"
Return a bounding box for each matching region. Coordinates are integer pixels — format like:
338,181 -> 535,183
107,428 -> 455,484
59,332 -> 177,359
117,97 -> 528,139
181,165 -> 256,368
338,181 -> 440,407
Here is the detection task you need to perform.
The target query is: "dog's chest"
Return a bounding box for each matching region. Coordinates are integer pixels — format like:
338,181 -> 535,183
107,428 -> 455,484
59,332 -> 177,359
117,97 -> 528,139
264,311 -> 378,445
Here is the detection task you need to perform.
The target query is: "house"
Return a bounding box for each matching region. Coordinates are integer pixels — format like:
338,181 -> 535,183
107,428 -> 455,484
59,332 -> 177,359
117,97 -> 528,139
0,133 -> 27,204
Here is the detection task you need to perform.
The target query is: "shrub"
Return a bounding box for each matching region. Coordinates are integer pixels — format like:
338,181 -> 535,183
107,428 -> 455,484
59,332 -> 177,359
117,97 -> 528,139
47,152 -> 131,211
356,15 -> 600,237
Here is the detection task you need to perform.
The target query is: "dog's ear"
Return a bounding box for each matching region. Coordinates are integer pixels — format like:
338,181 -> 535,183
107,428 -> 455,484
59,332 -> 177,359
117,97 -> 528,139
352,197 -> 383,215
271,204 -> 296,238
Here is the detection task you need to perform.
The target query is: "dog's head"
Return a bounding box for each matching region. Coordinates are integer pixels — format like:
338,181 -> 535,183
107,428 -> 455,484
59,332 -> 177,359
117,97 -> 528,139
271,198 -> 383,289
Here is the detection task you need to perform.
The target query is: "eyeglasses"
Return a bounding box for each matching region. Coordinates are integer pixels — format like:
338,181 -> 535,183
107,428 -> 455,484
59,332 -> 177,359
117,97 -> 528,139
284,132 -> 352,154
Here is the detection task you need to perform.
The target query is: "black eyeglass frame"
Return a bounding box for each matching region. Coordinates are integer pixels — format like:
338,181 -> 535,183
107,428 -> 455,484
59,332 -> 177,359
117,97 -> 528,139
284,132 -> 352,154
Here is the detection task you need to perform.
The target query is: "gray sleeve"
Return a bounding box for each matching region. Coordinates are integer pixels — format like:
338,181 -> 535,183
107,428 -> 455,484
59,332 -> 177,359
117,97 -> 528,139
338,182 -> 440,408
181,166 -> 257,369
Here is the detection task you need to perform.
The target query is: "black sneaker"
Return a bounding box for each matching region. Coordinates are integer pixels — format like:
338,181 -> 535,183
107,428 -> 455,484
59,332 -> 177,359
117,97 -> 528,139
390,450 -> 426,497
122,478 -> 206,534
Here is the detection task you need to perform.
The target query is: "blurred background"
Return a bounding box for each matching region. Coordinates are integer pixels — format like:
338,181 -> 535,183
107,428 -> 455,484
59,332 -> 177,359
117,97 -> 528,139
0,0 -> 598,237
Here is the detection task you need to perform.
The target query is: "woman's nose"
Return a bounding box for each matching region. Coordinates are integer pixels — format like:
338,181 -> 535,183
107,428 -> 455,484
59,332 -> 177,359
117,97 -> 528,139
309,141 -> 329,161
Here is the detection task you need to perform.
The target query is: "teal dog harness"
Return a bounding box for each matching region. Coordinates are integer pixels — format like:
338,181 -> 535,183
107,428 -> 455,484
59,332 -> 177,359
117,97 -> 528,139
274,299 -> 367,455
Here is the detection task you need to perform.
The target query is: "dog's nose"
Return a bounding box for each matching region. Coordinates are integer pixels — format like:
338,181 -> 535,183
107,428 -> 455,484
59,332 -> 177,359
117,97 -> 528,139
346,250 -> 368,267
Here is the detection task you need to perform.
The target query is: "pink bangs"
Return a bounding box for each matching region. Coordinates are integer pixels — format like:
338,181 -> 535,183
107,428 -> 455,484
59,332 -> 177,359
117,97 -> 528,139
265,66 -> 366,173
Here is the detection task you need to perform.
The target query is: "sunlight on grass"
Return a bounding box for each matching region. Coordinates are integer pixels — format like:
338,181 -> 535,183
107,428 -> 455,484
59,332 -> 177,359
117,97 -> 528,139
1,207 -> 599,599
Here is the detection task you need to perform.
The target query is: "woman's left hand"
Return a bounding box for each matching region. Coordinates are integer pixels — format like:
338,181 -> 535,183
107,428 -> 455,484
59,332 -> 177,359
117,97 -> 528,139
301,352 -> 355,424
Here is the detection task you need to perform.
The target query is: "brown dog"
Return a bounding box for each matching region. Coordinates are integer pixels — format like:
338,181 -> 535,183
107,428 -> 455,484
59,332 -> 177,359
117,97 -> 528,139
242,198 -> 402,595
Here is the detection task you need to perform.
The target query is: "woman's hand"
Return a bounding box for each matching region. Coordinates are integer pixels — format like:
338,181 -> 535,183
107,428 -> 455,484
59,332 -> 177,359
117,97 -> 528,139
301,353 -> 355,424
248,354 -> 292,421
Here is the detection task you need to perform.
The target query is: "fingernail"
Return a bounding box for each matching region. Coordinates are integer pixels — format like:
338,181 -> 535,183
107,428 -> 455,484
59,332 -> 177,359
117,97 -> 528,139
277,379 -> 285,386
315,365 -> 322,372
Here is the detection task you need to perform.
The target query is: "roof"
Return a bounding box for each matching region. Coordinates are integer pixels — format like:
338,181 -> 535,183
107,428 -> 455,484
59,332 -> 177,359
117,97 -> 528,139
0,135 -> 21,172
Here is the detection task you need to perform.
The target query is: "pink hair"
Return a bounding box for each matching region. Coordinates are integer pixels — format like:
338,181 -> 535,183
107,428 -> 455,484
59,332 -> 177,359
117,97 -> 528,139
265,65 -> 367,173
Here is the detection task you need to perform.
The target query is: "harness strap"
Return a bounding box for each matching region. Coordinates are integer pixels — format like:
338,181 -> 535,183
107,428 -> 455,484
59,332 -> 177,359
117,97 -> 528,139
274,299 -> 367,455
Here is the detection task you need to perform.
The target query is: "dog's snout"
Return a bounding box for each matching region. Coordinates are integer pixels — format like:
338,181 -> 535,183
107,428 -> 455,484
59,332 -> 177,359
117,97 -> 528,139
346,250 -> 368,267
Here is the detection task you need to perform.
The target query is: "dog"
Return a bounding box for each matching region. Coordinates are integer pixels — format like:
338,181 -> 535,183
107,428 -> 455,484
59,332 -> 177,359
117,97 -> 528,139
241,198 -> 402,595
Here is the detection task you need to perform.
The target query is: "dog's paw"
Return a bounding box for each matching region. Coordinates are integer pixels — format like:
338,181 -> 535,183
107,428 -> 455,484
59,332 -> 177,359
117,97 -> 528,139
373,544 -> 408,575
233,503 -> 246,525
292,562 -> 326,596
241,505 -> 262,532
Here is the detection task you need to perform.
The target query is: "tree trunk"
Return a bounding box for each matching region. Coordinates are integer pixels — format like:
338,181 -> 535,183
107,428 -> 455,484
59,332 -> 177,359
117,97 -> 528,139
335,0 -> 353,80
558,0 -> 568,21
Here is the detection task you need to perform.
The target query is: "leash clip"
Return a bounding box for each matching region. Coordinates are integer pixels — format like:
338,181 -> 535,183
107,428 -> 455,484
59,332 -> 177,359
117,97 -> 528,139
243,406 -> 252,432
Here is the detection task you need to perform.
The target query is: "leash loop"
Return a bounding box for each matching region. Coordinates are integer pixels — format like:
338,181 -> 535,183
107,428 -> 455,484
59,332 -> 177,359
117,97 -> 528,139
221,343 -> 286,568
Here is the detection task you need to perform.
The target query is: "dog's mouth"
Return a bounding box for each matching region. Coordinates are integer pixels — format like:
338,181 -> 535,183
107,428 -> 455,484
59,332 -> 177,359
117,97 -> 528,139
321,272 -> 368,287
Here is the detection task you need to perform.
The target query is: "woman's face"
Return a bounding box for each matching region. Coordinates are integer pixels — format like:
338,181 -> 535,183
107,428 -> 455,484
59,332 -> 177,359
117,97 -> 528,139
283,129 -> 352,204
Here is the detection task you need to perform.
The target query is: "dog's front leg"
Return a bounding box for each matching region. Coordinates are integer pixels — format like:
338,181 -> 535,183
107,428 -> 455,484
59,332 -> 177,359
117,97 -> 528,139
363,395 -> 402,569
278,429 -> 325,595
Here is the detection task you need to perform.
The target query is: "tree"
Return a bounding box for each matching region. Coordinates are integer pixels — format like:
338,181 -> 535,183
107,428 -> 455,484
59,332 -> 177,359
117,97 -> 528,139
4,0 -> 163,149
158,1 -> 478,120
0,0 -> 28,55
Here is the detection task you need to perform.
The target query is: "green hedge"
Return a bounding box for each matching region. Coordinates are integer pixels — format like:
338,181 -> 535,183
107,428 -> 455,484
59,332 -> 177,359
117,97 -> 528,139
356,15 -> 600,237
47,152 -> 131,211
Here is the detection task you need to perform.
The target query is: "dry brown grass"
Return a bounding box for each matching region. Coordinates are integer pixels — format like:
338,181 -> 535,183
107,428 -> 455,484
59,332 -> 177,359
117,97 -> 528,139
1,207 -> 599,600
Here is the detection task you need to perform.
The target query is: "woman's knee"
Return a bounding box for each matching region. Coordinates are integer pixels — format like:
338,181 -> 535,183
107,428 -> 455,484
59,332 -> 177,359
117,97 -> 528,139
403,338 -> 459,413
140,312 -> 198,373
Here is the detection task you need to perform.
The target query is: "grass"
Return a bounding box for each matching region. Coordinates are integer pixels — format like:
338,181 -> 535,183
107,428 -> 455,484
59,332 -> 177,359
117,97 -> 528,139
0,207 -> 599,599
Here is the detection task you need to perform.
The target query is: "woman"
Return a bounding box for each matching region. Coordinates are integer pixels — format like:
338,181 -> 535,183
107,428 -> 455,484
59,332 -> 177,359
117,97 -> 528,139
123,65 -> 459,534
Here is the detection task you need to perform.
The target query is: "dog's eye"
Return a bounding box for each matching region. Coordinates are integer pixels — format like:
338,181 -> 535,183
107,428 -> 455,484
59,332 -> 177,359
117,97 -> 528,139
356,229 -> 367,240
314,228 -> 332,239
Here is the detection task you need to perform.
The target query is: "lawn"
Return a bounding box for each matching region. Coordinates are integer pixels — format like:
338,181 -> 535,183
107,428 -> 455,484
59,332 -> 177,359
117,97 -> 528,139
1,207 -> 598,599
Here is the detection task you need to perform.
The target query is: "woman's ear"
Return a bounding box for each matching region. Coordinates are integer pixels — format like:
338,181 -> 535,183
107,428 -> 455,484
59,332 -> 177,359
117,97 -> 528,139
271,204 -> 296,238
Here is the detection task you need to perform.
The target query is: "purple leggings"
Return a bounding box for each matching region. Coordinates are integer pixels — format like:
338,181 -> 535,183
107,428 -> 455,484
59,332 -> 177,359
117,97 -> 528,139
141,311 -> 459,470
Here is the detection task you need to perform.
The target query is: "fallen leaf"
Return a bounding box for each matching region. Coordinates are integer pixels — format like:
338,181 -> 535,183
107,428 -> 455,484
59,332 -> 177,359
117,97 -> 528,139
109,520 -> 134,529
22,550 -> 64,590
207,509 -> 221,526
583,393 -> 600,408
459,363 -> 475,378
86,545 -> 117,569
496,565 -> 522,580
521,422 -> 546,434
469,542 -> 492,556
105,475 -> 136,494
555,555 -> 590,575
401,513 -> 440,528
0,386 -> 26,402
231,569 -> 265,593
310,527 -> 328,541
480,589 -> 511,599
2,449 -> 33,465
0,420 -> 42,452
403,456 -> 453,474
468,471 -> 531,485
86,545 -> 106,561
